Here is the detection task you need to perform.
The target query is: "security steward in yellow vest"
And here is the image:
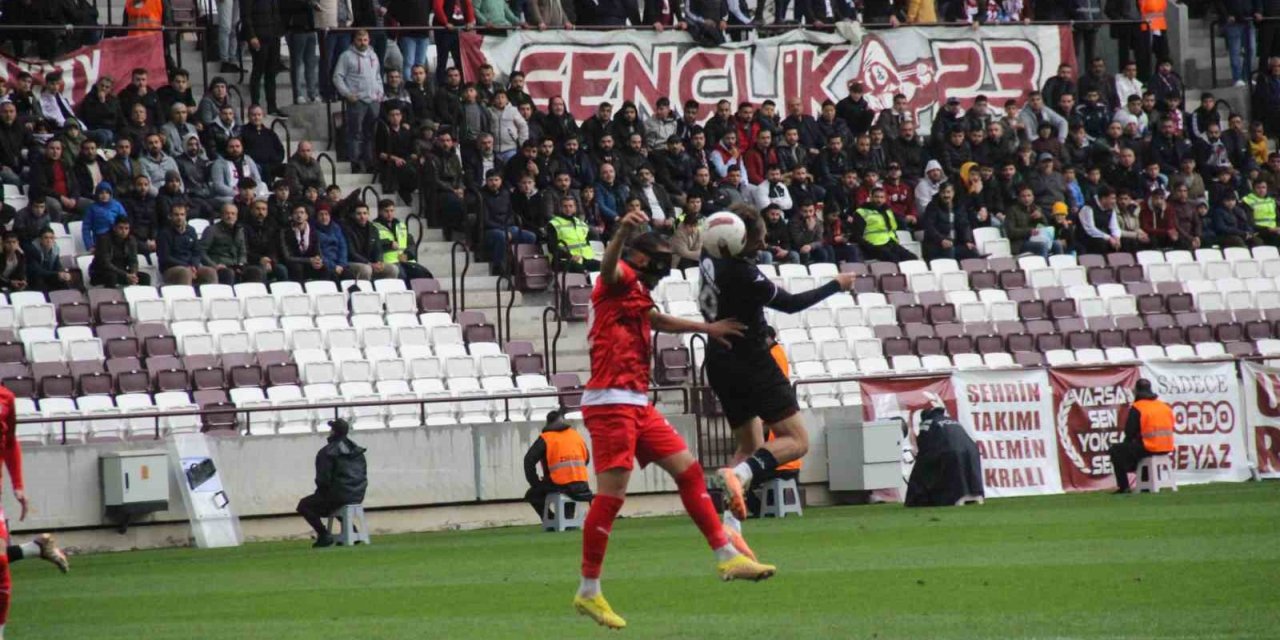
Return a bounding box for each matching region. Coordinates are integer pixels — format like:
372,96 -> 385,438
849,185 -> 918,264
1109,378 -> 1176,494
1243,182 -> 1280,246
523,410 -> 594,516
372,198 -> 433,279
547,198 -> 601,273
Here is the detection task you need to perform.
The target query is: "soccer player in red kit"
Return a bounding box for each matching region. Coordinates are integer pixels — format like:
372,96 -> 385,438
572,211 -> 776,630
0,383 -> 29,639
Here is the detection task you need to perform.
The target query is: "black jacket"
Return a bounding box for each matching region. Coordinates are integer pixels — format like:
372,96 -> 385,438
315,436 -> 368,504
343,220 -> 384,264
240,0 -> 284,40
905,408 -> 984,507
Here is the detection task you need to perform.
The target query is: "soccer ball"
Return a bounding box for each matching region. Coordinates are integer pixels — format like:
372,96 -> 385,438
703,212 -> 747,258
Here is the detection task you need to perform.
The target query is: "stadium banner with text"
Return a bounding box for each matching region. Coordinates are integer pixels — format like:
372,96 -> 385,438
1141,361 -> 1250,485
467,26 -> 1074,124
1050,366 -> 1141,492
1241,361 -> 1280,479
952,369 -> 1062,498
0,34 -> 167,105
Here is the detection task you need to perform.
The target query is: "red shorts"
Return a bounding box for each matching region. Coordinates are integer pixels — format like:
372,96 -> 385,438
583,404 -> 689,473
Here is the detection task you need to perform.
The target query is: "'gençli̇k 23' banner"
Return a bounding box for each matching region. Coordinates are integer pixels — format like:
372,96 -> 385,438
467,26 -> 1074,125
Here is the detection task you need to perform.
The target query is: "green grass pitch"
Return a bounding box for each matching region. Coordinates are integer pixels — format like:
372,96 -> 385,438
12,482 -> 1280,639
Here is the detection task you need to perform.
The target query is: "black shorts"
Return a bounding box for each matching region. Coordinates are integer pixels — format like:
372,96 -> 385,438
705,348 -> 799,428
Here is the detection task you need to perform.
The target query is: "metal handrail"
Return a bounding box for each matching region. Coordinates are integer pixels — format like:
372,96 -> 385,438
22,386 -> 692,443
316,152 -> 338,187
450,241 -> 471,319
494,274 -> 515,345
270,118 -> 292,157
541,305 -> 564,374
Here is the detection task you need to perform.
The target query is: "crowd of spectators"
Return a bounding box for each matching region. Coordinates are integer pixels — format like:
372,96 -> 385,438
1,2 -> 1280,297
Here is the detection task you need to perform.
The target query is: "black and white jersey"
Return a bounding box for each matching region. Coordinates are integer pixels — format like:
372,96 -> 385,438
698,255 -> 845,357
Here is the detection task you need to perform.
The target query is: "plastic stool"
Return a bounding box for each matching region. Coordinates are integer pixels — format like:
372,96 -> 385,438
1135,454 -> 1178,493
759,477 -> 803,518
326,504 -> 371,545
542,492 -> 587,532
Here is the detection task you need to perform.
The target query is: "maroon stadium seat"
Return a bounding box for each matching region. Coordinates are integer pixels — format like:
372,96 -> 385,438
868,262 -> 899,277
155,368 -> 192,392
975,334 -> 1006,354
1025,319 -> 1056,336
1018,300 -> 1046,321
1185,324 -> 1215,344
551,373 -> 584,412
1087,267 -> 1115,285
1078,254 -> 1107,269
115,370 -> 152,394
108,357 -> 144,373
1165,293 -> 1194,314
968,270 -> 998,290
1215,323 -> 1245,343
1036,333 -> 1065,351
903,323 -> 935,340
883,337 -> 913,356
191,367 -> 226,391
913,337 -> 944,356
1006,288 -> 1036,302
851,275 -> 878,294
995,320 -> 1025,335
934,322 -> 965,338
0,342 -> 24,363
1067,330 -> 1097,350
57,302 -> 92,327
229,365 -> 264,388
944,336 -> 974,355
37,375 -> 75,398
1227,341 -> 1257,357
1137,294 -> 1166,315
1056,317 -> 1087,334
266,363 -> 300,386
988,257 -> 1016,272
873,325 -> 903,339
1106,253 -> 1136,267
896,304 -> 926,325
77,372 -> 114,396
878,273 -> 908,293
887,292 -> 917,307
1097,329 -> 1126,348
418,290 -> 451,314
926,303 -> 956,325
256,351 -> 291,368
838,261 -> 869,275
1,376 -> 34,398
560,274 -> 591,321
960,258 -> 988,272
1246,320 -> 1275,341
1156,326 -> 1187,345
998,269 -> 1026,289
1125,328 -> 1155,347
1115,315 -> 1144,331
1014,351 -> 1044,366
1047,298 -> 1077,320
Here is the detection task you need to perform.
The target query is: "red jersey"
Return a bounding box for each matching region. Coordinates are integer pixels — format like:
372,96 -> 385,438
586,262 -> 653,396
0,386 -> 23,494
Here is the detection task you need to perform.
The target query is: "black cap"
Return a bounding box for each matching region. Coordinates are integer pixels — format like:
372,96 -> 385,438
327,418 -> 351,437
1134,378 -> 1157,400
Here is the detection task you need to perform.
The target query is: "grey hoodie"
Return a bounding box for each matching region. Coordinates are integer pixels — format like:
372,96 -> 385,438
333,43 -> 384,104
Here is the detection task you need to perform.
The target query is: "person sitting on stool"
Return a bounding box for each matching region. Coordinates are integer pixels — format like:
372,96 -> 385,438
297,419 -> 368,547
523,410 -> 593,517
1108,378 -> 1176,494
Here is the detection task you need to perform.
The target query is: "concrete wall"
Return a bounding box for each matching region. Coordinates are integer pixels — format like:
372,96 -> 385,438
6,414 -> 705,534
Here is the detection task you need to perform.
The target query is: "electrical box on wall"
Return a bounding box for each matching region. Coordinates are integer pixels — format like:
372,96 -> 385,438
101,450 -> 170,533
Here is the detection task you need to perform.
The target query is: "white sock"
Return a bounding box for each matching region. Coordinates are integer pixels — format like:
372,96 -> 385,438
714,543 -> 740,563
733,461 -> 754,486
578,577 -> 601,598
723,512 -> 742,534
19,541 -> 40,559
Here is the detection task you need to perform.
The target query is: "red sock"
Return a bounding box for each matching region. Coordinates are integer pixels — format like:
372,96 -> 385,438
675,463 -> 729,550
581,494 -> 624,579
0,551 -> 11,624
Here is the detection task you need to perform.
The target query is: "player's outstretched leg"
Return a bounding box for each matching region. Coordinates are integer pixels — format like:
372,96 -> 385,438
10,534 -> 69,573
720,418 -> 766,522
724,414 -> 808,520
573,470 -> 628,630
657,452 -> 776,582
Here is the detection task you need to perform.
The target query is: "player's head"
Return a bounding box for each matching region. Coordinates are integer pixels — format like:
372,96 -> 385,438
624,232 -> 673,290
728,204 -> 766,258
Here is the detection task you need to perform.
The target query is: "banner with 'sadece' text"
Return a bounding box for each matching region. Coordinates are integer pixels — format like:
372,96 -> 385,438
952,369 -> 1062,498
1141,361 -> 1250,484
470,26 -> 1074,126
1241,361 -> 1280,479
0,34 -> 168,106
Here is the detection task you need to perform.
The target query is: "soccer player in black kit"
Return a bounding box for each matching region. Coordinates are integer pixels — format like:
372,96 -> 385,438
700,207 -> 856,525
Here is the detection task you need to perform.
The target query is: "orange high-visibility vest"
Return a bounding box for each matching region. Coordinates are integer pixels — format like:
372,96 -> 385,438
1133,398 -> 1175,453
542,429 -> 589,485
767,430 -> 803,472
1139,0 -> 1167,32
770,343 -> 790,379
125,0 -> 164,36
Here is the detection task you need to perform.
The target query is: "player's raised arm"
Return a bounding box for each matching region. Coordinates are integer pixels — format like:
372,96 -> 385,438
600,211 -> 650,287
766,272 -> 856,314
650,312 -> 746,348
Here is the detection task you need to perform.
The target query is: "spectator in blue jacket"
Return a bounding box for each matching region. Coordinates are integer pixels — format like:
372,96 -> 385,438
157,203 -> 218,285
82,182 -> 129,251
480,170 -> 536,275
593,162 -> 629,226
313,207 -> 356,280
